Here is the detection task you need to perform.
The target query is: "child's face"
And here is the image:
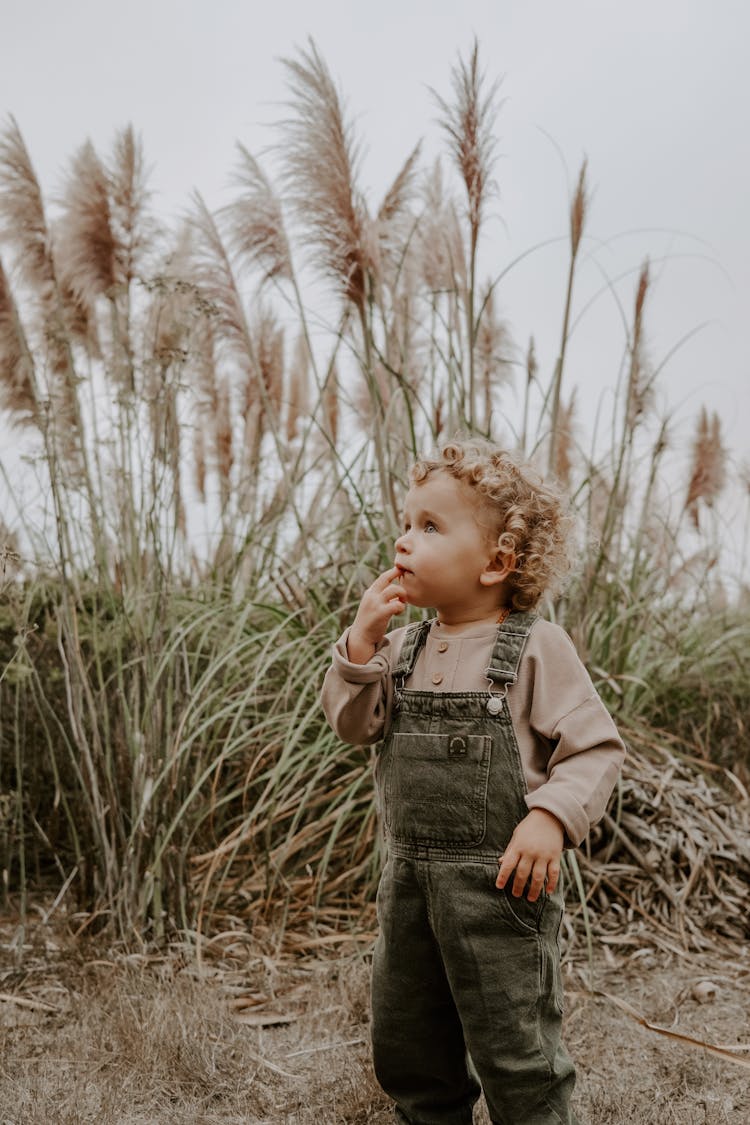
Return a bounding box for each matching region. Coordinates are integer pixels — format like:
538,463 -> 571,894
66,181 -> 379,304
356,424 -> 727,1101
394,472 -> 506,619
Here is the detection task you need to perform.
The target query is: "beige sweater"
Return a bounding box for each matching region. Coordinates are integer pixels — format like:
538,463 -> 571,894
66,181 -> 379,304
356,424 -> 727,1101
321,617 -> 626,848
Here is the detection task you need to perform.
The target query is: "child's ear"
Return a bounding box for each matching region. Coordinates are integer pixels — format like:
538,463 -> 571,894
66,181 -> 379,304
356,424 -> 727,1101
479,549 -> 515,587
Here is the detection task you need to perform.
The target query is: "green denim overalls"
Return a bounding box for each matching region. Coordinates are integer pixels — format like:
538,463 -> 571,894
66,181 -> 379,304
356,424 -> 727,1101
371,612 -> 579,1125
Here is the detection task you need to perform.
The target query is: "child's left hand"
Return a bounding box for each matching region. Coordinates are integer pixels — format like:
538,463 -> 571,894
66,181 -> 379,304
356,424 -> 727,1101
495,808 -> 564,902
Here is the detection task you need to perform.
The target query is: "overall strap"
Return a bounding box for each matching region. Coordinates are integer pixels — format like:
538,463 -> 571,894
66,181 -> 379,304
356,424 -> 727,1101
485,611 -> 538,687
392,620 -> 431,687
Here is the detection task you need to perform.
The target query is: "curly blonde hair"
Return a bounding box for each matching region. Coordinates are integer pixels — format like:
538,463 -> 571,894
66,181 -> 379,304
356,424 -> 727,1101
410,438 -> 574,611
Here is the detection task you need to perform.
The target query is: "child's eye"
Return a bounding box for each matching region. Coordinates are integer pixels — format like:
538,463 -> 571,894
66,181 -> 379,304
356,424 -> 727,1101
424,521 -> 438,533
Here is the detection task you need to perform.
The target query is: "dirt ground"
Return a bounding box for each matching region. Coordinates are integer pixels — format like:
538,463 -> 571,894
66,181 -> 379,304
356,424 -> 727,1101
1,912 -> 749,1124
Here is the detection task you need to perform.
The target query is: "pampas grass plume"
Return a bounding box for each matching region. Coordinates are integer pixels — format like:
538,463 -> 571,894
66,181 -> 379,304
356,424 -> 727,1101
433,38 -> 500,245
57,140 -> 116,305
685,406 -> 727,529
280,40 -> 370,311
0,117 -> 56,297
0,255 -> 36,421
225,144 -> 292,285
570,159 -> 588,257
286,333 -> 310,443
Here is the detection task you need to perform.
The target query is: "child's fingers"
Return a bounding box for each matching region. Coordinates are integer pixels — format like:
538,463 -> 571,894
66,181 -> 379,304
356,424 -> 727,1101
371,566 -> 400,591
497,854 -> 561,901
526,859 -> 549,903
544,860 -> 560,897
360,576 -> 404,612
495,847 -> 519,891
509,855 -> 533,898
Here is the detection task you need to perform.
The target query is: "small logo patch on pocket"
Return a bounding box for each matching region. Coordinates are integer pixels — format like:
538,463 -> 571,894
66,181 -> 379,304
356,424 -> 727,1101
448,736 -> 467,756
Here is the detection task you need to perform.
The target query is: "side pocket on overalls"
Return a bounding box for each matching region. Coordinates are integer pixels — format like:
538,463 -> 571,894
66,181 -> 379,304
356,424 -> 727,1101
481,864 -> 545,937
541,899 -> 565,1016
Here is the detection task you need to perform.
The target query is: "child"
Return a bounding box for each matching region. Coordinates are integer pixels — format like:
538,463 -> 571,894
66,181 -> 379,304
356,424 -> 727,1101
321,439 -> 625,1125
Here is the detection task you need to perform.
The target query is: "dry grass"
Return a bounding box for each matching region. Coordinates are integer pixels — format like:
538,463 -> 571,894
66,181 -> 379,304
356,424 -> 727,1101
1,910 -> 749,1124
573,732 -> 750,953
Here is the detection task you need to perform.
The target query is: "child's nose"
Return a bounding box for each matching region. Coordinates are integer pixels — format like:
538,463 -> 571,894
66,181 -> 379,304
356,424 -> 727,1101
395,530 -> 410,553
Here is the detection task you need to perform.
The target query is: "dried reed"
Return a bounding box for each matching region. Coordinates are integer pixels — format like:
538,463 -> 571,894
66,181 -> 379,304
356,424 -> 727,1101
251,306 -> 285,420
285,333 -> 311,443
432,38 -> 499,255
419,159 -> 466,293
225,144 -> 292,285
280,40 -> 370,312
0,255 -> 36,420
323,362 -> 339,446
107,125 -> 151,285
475,282 -> 512,430
215,375 -> 234,505
625,261 -> 652,432
0,120 -> 92,477
553,390 -> 577,490
0,117 -> 56,297
685,406 -> 727,529
548,159 -> 588,474
57,140 -> 117,305
433,39 -> 501,425
193,422 -> 207,503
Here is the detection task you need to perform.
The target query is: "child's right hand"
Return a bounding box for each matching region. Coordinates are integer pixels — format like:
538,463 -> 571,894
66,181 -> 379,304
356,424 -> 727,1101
347,566 -> 406,664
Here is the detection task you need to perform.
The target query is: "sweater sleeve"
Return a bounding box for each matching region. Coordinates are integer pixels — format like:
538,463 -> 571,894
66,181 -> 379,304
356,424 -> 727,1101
522,623 -> 626,847
320,626 -> 406,746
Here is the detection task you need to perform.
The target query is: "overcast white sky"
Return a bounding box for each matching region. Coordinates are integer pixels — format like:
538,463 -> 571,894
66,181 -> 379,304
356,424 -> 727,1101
2,0 -> 749,494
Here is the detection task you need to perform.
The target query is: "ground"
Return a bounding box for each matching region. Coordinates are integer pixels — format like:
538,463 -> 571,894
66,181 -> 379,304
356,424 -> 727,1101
1,913 -> 749,1124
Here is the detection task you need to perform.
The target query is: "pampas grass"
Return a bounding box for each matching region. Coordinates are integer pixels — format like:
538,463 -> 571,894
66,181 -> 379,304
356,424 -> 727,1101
433,38 -> 502,427
224,144 -> 293,286
57,140 -> 117,306
0,42 -> 747,957
0,117 -> 56,297
0,118 -> 82,456
0,256 -> 36,420
280,39 -> 370,313
684,406 -> 727,530
548,159 -> 588,475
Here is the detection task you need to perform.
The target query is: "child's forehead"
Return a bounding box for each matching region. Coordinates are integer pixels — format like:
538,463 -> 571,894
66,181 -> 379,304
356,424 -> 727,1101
402,470 -> 500,533
403,471 -> 478,512
405,472 -> 455,498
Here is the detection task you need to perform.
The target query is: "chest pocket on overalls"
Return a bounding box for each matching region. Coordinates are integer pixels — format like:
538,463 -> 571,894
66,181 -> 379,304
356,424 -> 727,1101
382,731 -> 492,846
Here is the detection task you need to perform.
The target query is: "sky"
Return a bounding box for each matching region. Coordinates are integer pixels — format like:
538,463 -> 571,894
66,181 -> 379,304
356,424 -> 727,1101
2,0 -> 749,535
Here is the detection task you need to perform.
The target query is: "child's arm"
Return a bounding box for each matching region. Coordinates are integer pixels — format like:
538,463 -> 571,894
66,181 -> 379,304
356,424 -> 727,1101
495,809 -> 564,902
320,567 -> 406,745
495,620 -> 626,900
